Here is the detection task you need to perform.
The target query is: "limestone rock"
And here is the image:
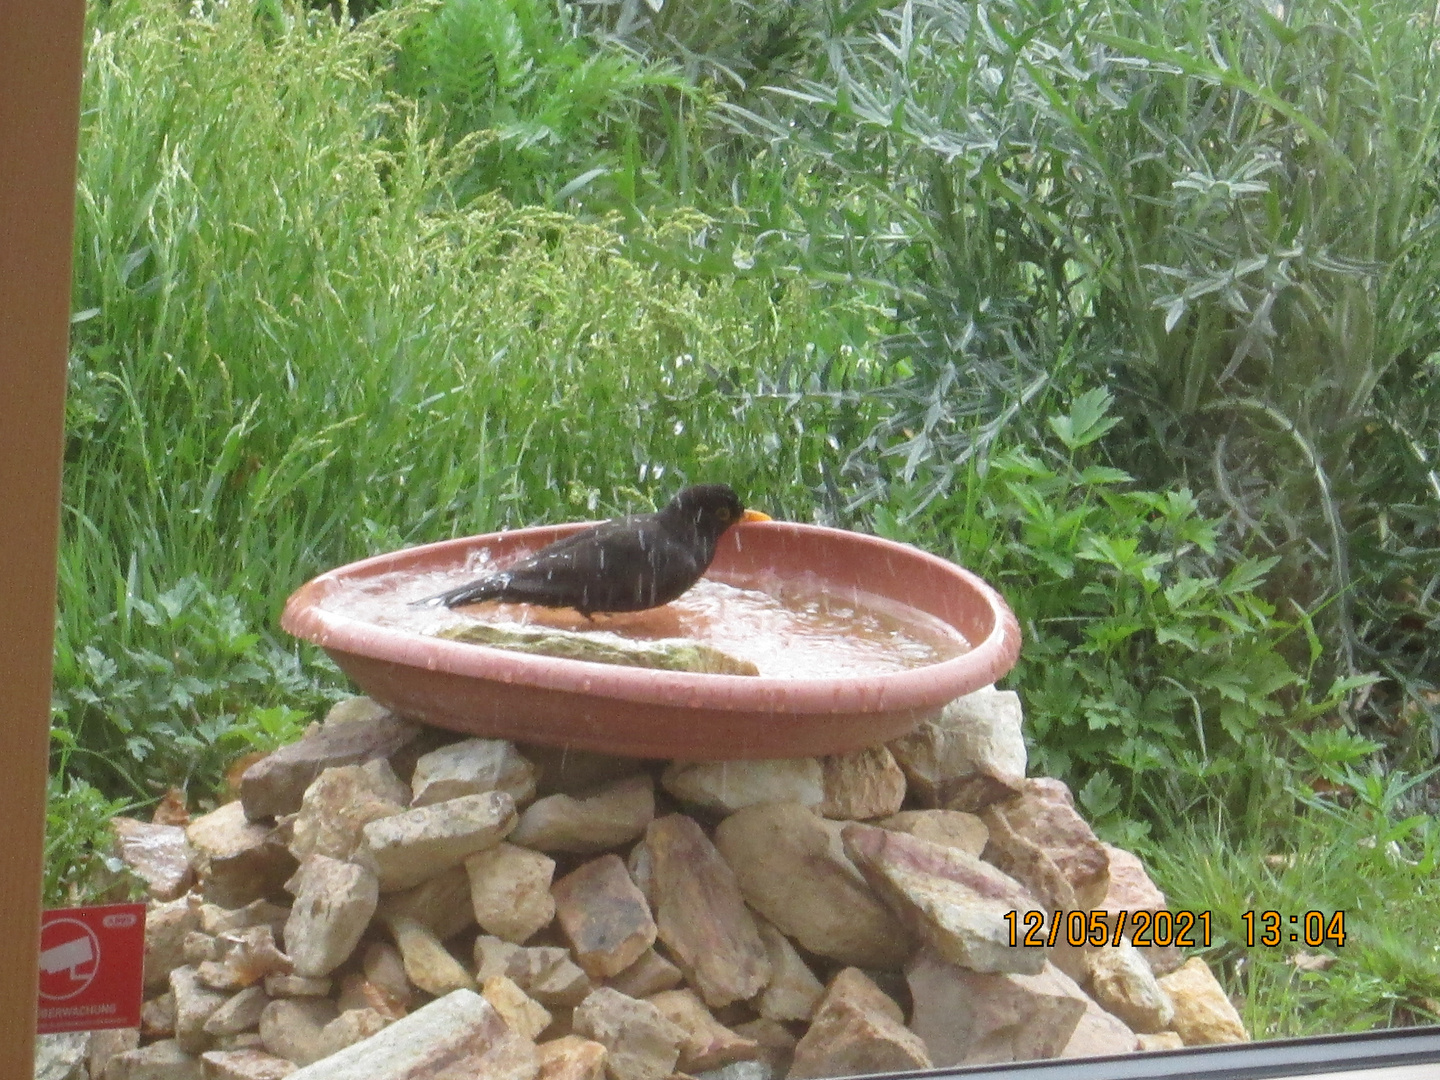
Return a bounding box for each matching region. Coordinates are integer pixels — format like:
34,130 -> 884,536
258,998 -> 339,1067
553,854 -> 658,978
525,746 -> 643,797
983,779 -> 1109,908
484,974 -> 554,1040
467,842 -> 557,943
1099,845 -> 1181,976
647,989 -> 759,1073
1088,939 -> 1174,1033
147,895 -> 202,990
536,1035 -> 608,1080
315,1007 -> 393,1058
113,817 -> 195,901
647,814 -> 770,1007
143,991 -> 178,1039
660,759 -> 823,816
204,985 -> 270,1036
87,1027 -> 140,1080
412,738 -> 537,808
363,941 -> 414,1011
376,865 -> 477,942
188,801 -> 298,908
1156,958 -> 1249,1045
477,936 -> 594,1006
1137,1031 -> 1185,1051
887,687 -> 1026,811
818,747 -> 906,820
279,989 -> 538,1080
287,764 -> 405,863
878,810 -> 988,857
103,1039 -> 203,1080
731,1020 -> 795,1077
906,951 -> 1089,1066
573,987 -> 687,1080
264,975 -> 331,998
842,822 -> 1045,974
754,920 -> 823,1023
172,966 -> 230,1055
439,622 -> 758,676
1059,996 -> 1139,1058
979,800 -> 1079,917
281,855 -> 378,979
510,775 -> 655,854
713,802 -> 909,969
360,791 -> 516,892
199,1048 -> 299,1079
34,1031 -> 87,1080
200,900 -> 291,939
787,968 -> 932,1080
386,914 -> 477,995
606,949 -> 683,1000
197,925 -> 292,992
239,700 -> 418,821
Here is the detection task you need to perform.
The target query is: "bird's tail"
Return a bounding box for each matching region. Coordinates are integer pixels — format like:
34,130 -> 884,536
411,576 -> 506,609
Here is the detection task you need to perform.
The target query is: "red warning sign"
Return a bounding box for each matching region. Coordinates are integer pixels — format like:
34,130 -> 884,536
36,903 -> 146,1034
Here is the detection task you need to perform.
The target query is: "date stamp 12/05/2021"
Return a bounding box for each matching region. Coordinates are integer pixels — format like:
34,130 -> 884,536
1004,909 -> 1348,950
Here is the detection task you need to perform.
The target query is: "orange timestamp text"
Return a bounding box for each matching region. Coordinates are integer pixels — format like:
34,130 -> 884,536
1241,910 -> 1346,947
1004,909 -> 1211,949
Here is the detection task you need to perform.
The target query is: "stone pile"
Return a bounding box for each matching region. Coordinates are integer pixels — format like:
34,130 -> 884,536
57,689 -> 1249,1080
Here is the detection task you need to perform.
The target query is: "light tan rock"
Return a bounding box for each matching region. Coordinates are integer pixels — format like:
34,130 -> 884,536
147,896 -> 202,990
87,1027 -> 140,1080
386,913 -> 478,995
104,1039 -> 202,1080
787,968 -> 931,1079
477,936 -> 595,1006
363,941 -> 414,1010
906,951 -> 1089,1065
525,746 -> 642,797
878,810 -> 988,856
606,949 -> 683,999
887,687 -> 1026,811
199,900 -> 290,939
818,747 -> 906,820
1137,1031 -> 1185,1051
263,975 -> 331,998
36,1029 -> 88,1080
197,925 -> 292,991
647,814 -> 770,1007
199,1048 -> 298,1079
713,802 -> 909,969
171,966 -> 229,1055
335,972 -> 407,1020
1088,939 -> 1174,1033
258,997 -> 339,1067
278,989 -> 538,1080
731,1019 -> 796,1076
984,779 -> 1109,908
754,920 -> 823,1023
467,842 -> 557,943
1059,995 -> 1139,1057
212,1033 -> 266,1052
573,987 -> 687,1080
239,699 -> 418,821
113,817 -> 195,901
553,854 -> 658,978
375,864 -> 477,942
485,975 -> 554,1040
315,1007 -> 393,1058
510,775 -> 655,854
203,985 -> 269,1036
143,991 -> 178,1039
627,838 -> 654,903
282,855 -> 378,978
287,764 -> 405,863
660,760 -> 823,815
185,931 -> 223,965
842,822 -> 1045,974
536,1035 -> 608,1080
360,790 -> 516,892
412,738 -> 537,808
1157,958 -> 1249,1045
187,801 -> 298,909
1099,845 -> 1182,976
647,989 -> 759,1073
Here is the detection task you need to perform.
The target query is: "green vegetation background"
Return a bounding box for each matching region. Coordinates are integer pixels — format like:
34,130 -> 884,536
53,0 -> 1440,1036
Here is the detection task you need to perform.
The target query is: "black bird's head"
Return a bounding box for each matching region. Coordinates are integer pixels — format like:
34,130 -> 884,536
663,484 -> 767,542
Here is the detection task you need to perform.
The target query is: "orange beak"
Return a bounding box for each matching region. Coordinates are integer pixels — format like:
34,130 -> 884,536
742,509 -> 772,522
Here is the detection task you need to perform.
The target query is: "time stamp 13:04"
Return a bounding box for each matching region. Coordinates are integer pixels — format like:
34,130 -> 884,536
1003,909 -> 1348,949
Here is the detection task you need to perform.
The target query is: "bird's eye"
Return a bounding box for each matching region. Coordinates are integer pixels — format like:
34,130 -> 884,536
718,507 -> 732,521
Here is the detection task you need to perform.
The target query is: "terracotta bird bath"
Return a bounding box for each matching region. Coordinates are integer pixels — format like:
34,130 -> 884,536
281,520 -> 1021,759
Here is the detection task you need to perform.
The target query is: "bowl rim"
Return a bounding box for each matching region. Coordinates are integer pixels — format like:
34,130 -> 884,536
281,520 -> 1021,717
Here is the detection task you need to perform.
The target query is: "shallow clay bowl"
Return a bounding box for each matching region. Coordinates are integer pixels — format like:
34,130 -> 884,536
281,521 -> 1021,759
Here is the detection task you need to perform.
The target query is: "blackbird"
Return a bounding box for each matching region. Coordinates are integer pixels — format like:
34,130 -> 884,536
415,484 -> 769,616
